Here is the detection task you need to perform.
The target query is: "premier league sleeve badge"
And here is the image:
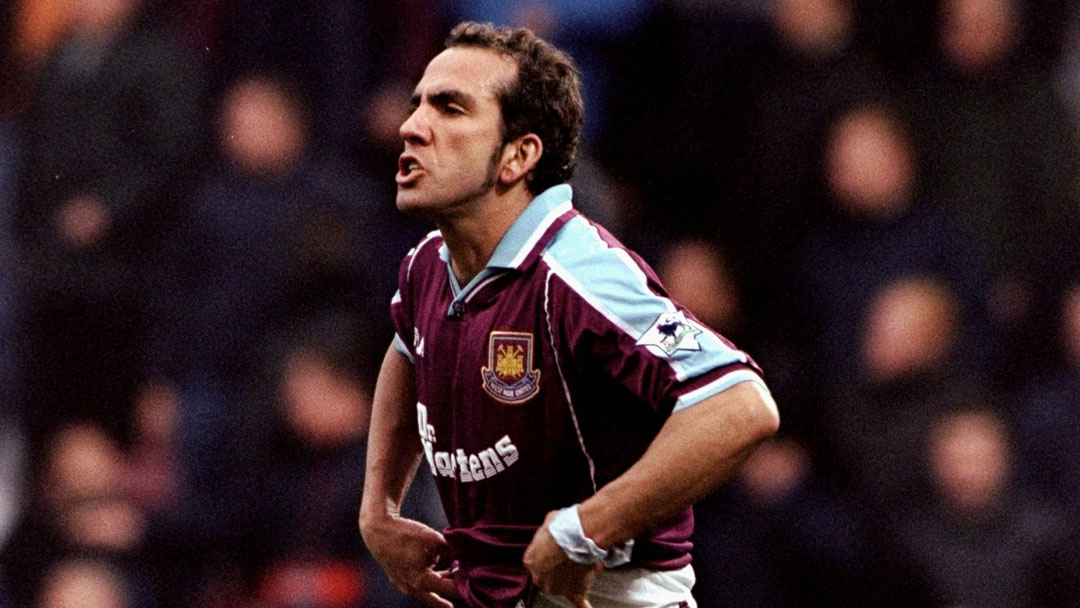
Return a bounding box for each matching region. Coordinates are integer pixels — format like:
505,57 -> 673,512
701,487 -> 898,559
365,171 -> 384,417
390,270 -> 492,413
636,310 -> 704,357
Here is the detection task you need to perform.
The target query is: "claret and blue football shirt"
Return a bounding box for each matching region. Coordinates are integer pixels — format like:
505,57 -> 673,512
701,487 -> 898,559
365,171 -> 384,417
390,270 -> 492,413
390,183 -> 768,607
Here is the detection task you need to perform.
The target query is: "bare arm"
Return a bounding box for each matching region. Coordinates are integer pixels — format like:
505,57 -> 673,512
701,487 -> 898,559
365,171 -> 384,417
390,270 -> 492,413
359,343 -> 458,608
578,381 -> 778,546
524,381 -> 779,606
360,343 -> 424,524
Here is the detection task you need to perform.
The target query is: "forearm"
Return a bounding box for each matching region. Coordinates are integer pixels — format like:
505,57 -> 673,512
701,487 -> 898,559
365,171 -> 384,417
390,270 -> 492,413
578,381 -> 779,548
361,344 -> 424,528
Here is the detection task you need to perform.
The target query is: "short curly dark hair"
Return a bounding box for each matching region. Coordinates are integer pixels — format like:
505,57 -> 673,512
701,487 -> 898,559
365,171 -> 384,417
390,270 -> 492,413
445,22 -> 584,194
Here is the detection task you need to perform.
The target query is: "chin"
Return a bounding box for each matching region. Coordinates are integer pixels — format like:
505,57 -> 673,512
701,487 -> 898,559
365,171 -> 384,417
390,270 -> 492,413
395,187 -> 421,210
395,191 -> 438,219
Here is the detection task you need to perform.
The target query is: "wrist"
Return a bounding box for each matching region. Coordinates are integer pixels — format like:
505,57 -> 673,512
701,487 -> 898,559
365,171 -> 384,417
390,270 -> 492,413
358,501 -> 400,536
547,505 -> 633,567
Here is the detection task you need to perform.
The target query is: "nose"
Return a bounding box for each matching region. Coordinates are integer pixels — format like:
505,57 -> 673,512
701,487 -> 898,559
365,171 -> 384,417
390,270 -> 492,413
399,106 -> 430,145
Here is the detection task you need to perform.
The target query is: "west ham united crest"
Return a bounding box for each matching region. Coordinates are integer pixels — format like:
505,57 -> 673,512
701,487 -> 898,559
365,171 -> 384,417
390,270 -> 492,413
481,331 -> 541,404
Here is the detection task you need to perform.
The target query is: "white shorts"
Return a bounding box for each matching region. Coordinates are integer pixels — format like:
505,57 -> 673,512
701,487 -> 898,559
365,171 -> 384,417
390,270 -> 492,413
529,564 -> 696,608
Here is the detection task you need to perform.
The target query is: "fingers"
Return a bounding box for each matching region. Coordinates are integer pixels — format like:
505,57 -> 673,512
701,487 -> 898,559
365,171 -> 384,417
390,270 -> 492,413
535,571 -> 600,607
562,588 -> 592,608
398,572 -> 457,608
416,524 -> 452,556
418,569 -> 461,598
416,591 -> 455,608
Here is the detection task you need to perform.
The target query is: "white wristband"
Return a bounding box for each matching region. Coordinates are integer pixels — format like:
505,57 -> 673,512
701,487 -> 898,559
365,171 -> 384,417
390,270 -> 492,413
547,504 -> 634,568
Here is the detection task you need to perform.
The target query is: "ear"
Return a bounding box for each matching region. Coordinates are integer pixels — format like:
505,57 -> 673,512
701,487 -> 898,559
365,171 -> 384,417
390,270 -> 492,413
498,133 -> 543,186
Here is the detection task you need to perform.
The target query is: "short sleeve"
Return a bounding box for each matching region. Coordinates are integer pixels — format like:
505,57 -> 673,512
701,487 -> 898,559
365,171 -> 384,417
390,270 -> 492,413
542,218 -> 768,415
390,246 -> 418,365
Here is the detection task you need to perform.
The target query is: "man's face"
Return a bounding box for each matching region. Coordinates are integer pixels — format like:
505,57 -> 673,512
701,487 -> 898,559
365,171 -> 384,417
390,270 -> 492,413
396,47 -> 516,217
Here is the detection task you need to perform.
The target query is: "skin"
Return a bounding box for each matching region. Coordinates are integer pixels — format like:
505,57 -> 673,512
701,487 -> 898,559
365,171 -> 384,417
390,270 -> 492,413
395,45 -> 543,285
361,44 -> 780,608
361,45 -> 543,608
522,383 -> 779,606
360,346 -> 458,608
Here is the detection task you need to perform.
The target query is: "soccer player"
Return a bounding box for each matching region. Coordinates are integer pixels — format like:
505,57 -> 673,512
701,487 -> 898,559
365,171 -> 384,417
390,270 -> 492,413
359,22 -> 780,608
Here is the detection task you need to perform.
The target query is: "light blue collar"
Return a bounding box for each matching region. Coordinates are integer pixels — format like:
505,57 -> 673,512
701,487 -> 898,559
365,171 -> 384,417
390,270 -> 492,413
440,184 -> 573,312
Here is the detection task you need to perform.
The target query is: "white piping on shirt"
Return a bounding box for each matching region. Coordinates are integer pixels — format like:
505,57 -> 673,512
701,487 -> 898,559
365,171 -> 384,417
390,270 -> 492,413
542,241 -> 692,382
545,269 -> 598,493
672,369 -> 766,412
407,230 -> 442,282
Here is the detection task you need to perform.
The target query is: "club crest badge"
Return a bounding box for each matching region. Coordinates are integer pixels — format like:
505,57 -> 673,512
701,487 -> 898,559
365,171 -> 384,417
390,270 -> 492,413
481,331 -> 542,404
636,310 -> 703,357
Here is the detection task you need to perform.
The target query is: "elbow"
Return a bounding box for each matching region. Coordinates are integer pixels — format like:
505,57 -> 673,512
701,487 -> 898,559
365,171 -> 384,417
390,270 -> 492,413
746,383 -> 780,442
358,511 -> 372,538
358,508 -> 385,547
358,507 -> 372,541
758,402 -> 781,440
357,494 -> 382,540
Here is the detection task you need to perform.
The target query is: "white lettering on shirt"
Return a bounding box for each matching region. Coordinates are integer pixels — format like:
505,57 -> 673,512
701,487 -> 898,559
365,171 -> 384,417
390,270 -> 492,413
416,403 -> 519,483
413,329 -> 425,357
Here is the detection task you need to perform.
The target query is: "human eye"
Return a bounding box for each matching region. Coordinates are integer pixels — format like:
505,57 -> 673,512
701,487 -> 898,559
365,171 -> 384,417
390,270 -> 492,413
442,103 -> 466,116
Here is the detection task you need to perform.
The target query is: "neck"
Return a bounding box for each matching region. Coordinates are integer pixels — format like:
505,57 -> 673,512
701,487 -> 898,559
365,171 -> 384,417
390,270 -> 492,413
438,183 -> 535,285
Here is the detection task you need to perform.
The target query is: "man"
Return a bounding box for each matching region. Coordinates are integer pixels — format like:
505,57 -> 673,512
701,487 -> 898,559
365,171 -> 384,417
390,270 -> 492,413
359,22 -> 779,608
14,0 -> 205,448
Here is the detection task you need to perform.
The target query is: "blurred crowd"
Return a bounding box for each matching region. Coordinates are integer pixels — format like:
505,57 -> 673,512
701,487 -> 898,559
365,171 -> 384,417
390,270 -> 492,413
2,0 -> 1080,606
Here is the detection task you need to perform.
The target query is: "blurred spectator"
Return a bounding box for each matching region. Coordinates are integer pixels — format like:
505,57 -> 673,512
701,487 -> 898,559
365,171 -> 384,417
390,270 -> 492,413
36,558 -> 130,608
655,236 -> 817,436
160,70 -> 390,360
599,0 -> 773,258
43,424 -> 146,556
213,0 -> 443,153
734,0 -> 887,334
913,0 -> 1080,385
891,407 -> 1079,607
1,423 -> 153,607
2,0 -> 69,115
218,1 -> 365,152
346,79 -> 443,325
9,0 -> 69,71
141,74 -> 398,605
656,238 -> 742,336
236,315 -> 444,608
145,72 -> 380,487
692,435 -> 875,607
796,102 -> 991,398
124,382 -> 180,518
1012,281 -> 1080,522
860,278 -> 960,385
827,276 -> 971,520
13,0 -> 207,450
445,0 -> 654,144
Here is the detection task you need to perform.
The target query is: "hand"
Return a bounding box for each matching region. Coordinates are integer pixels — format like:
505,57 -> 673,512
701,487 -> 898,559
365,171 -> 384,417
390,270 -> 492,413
523,511 -> 603,608
360,515 -> 460,608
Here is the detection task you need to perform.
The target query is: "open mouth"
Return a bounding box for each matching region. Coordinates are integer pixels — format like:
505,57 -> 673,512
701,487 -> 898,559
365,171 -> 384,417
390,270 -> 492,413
397,155 -> 423,185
